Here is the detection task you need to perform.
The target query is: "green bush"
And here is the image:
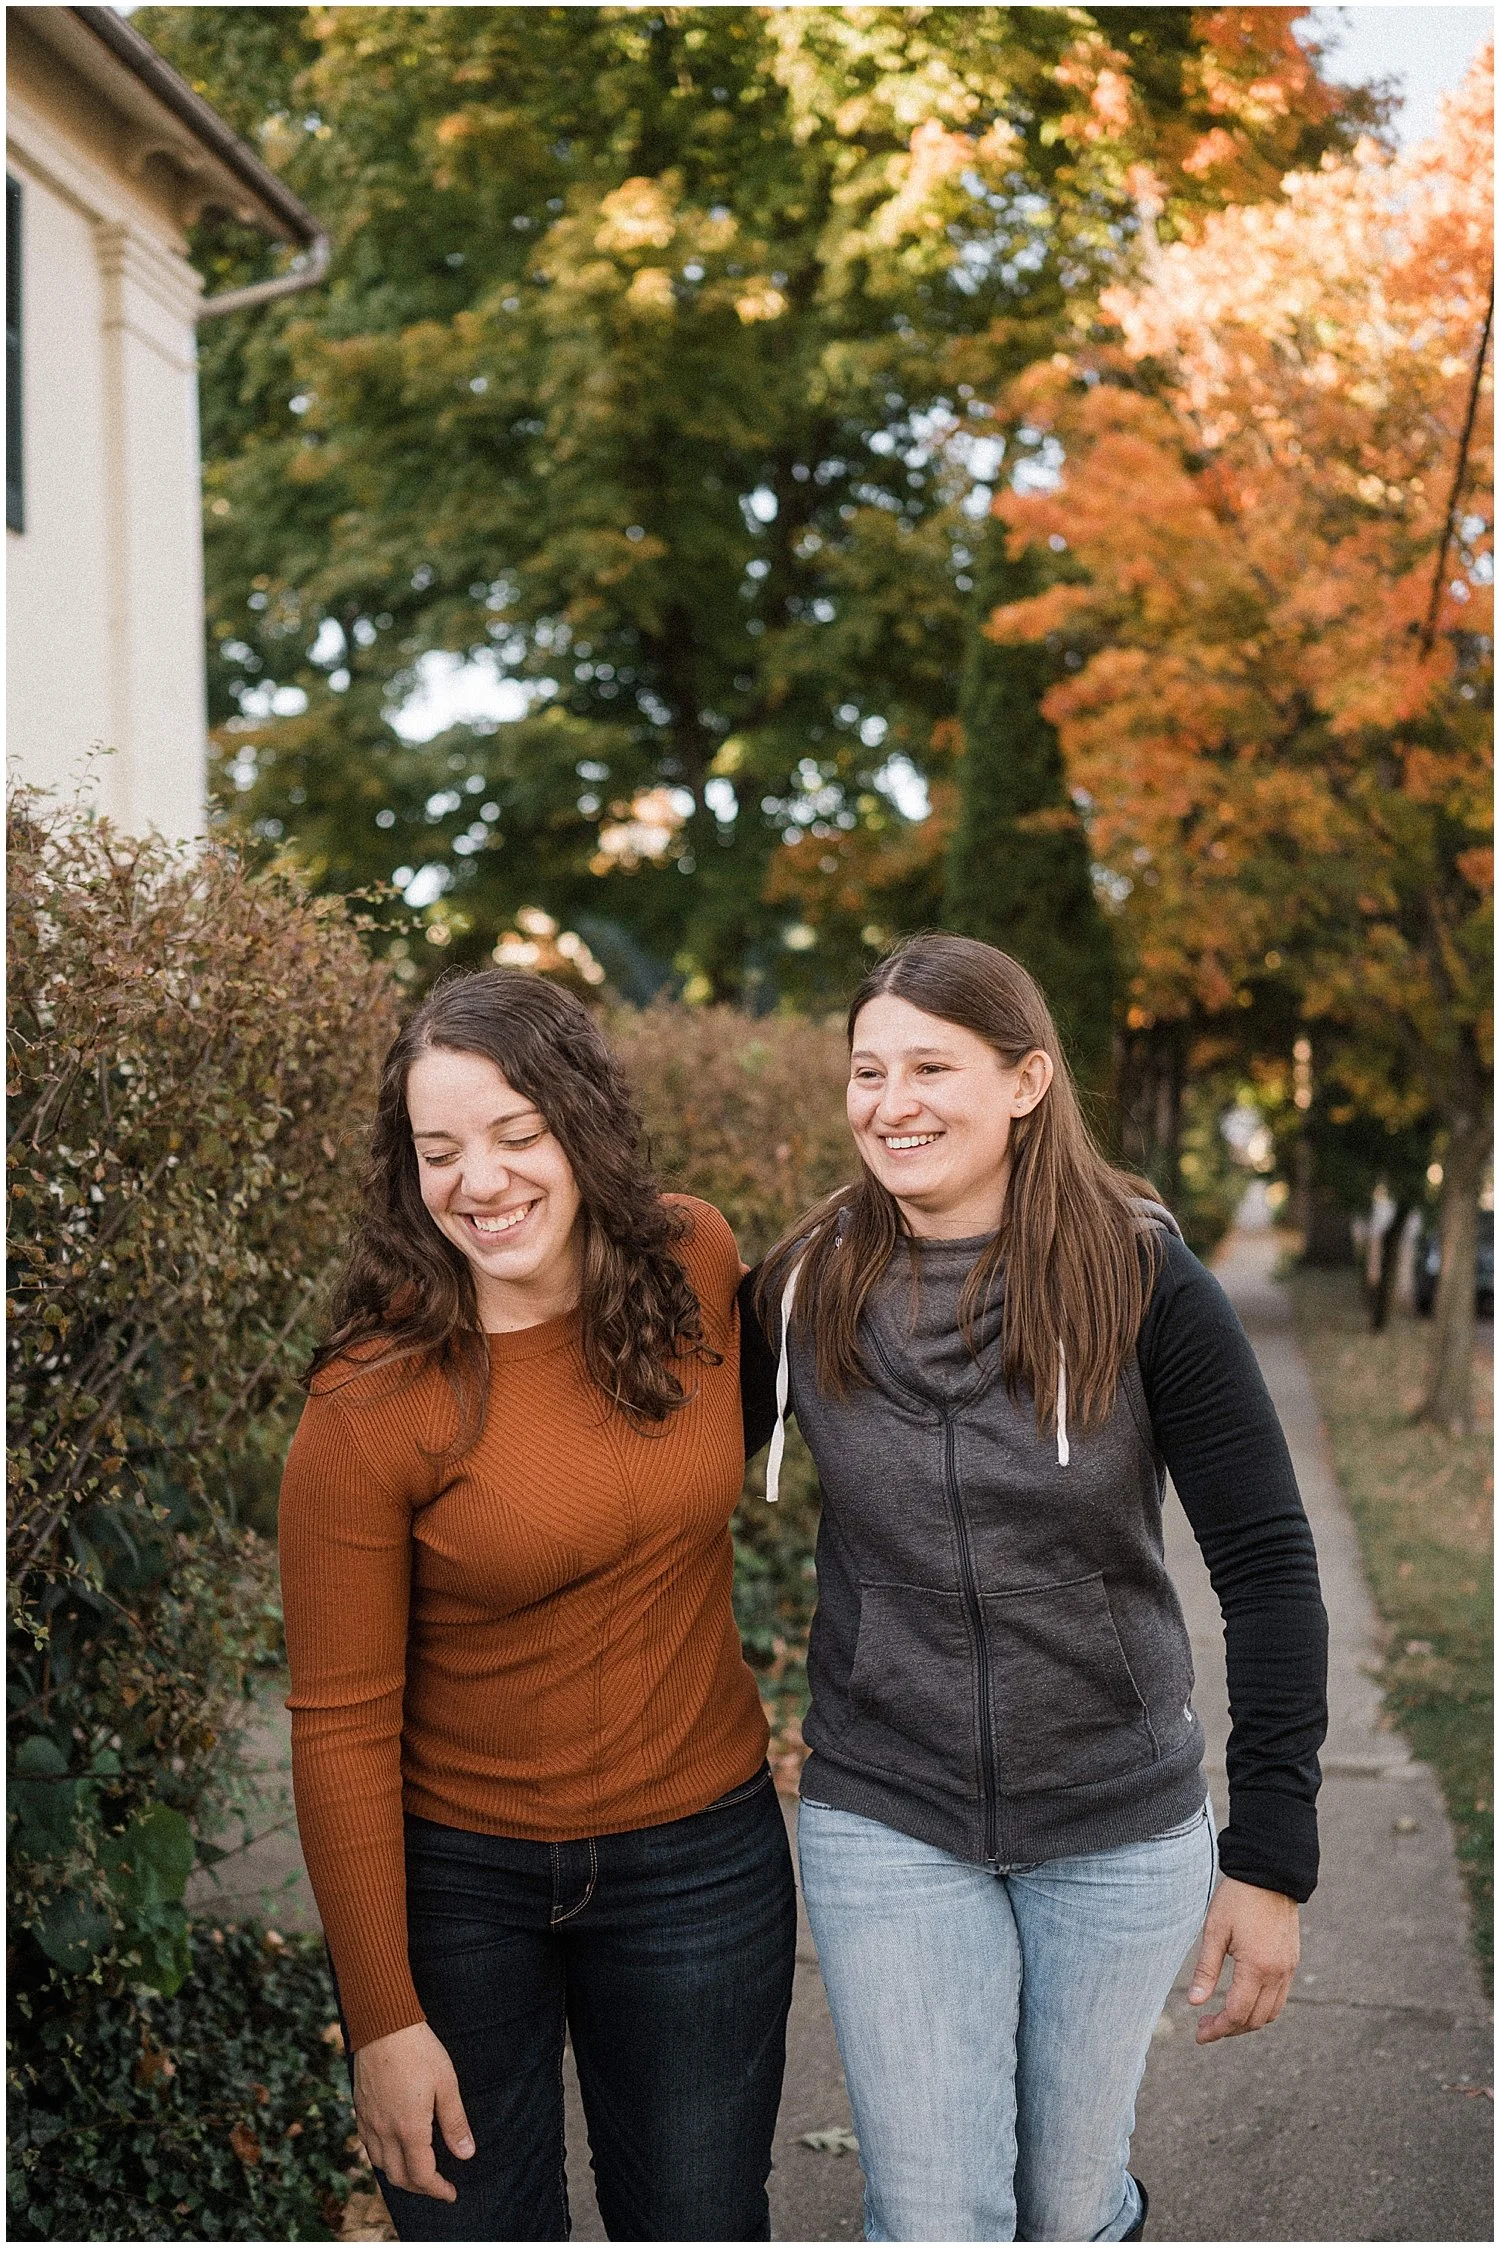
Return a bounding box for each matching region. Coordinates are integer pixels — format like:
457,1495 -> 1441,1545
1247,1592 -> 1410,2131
610,1003 -> 853,1263
1173,1079 -> 1247,1259
7,789 -> 396,2110
7,1924 -> 355,2241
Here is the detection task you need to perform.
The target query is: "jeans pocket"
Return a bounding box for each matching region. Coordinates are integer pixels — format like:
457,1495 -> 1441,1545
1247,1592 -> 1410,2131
983,1573 -> 1157,1791
703,1762 -> 774,1814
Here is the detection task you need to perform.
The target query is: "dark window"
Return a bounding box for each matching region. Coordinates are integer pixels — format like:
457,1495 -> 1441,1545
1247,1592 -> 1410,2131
7,174 -> 21,534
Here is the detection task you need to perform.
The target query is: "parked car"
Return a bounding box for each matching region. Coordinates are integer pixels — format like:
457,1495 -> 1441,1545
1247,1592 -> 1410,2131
1413,1208 -> 1494,1317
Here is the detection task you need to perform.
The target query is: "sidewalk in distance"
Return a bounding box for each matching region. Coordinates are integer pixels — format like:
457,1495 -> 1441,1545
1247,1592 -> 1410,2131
1290,1263 -> 1492,1987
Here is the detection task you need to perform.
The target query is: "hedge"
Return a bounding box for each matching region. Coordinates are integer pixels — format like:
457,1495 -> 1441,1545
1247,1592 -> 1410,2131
7,790 -> 397,2237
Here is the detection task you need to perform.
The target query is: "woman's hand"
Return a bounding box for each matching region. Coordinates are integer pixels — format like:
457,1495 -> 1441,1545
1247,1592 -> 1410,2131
1188,1877 -> 1300,2043
353,2021 -> 476,2201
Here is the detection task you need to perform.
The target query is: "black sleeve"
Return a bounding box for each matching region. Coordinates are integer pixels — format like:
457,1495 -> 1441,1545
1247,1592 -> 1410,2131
738,1266 -> 780,1462
1138,1231 -> 1329,1903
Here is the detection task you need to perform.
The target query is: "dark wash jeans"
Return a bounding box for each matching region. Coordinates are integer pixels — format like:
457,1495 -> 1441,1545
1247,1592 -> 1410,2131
366,1766 -> 796,2242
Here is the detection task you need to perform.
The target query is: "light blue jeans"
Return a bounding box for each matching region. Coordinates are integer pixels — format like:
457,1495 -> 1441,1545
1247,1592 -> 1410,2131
798,1798 -> 1217,2243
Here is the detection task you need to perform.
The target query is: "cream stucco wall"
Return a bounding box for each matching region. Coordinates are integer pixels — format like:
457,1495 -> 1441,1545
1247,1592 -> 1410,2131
7,20 -> 208,841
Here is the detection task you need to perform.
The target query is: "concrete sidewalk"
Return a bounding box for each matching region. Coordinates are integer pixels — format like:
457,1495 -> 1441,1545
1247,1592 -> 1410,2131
1128,1227 -> 1492,2243
190,1225 -> 1491,2241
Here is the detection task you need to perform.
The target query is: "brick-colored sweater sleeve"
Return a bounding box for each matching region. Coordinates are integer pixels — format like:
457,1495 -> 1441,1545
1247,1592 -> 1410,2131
279,1378 -> 424,2051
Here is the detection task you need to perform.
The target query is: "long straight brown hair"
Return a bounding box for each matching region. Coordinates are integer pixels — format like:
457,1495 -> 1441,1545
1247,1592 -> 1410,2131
758,934 -> 1163,1437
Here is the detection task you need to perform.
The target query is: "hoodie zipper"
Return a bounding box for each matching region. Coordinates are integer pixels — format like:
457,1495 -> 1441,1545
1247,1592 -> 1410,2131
867,1325 -> 1000,1863
942,1411 -> 1000,1864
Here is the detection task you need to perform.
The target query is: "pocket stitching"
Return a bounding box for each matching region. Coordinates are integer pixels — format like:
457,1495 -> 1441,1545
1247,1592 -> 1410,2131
986,1571 -> 1157,1790
705,1764 -> 774,1813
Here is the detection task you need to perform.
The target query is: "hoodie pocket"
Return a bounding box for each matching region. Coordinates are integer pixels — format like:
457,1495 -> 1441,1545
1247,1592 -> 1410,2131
842,1584 -> 978,1792
983,1572 -> 1157,1792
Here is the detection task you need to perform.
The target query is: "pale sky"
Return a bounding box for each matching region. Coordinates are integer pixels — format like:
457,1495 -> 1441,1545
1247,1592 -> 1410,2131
1303,5 -> 1491,143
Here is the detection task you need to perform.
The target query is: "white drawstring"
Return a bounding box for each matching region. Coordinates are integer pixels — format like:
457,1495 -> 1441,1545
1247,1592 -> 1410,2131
764,1261 -> 802,1504
766,1248 -> 1070,1482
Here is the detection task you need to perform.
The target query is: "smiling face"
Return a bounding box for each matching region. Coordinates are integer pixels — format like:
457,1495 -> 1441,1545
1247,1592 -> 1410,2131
406,1045 -> 584,1331
847,992 -> 1054,1240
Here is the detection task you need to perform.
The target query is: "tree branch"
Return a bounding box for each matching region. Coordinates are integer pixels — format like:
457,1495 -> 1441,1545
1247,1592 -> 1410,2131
1419,276 -> 1494,656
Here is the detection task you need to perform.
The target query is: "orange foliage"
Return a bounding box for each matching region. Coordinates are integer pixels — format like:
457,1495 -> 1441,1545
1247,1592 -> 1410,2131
763,778 -> 957,929
990,51 -> 1493,1096
1051,10 -> 1352,202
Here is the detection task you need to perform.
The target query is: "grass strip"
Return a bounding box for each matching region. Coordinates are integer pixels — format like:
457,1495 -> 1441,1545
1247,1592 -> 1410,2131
1288,1267 -> 1493,1990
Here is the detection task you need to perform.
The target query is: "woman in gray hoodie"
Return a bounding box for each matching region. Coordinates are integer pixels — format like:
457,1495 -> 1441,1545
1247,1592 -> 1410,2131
745,934 -> 1326,2243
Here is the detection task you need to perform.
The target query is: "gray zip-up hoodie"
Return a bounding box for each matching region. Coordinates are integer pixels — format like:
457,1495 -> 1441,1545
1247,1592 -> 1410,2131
769,1215 -> 1327,1888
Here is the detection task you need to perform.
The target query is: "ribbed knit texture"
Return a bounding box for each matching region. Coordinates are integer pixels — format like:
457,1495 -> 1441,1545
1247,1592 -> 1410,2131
278,1196 -> 768,2051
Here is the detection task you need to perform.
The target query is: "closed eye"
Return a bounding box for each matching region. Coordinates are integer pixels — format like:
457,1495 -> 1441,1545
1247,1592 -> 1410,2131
420,1128 -> 546,1166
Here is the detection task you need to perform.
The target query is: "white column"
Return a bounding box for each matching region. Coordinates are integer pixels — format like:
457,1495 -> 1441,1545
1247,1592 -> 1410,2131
97,218 -> 207,841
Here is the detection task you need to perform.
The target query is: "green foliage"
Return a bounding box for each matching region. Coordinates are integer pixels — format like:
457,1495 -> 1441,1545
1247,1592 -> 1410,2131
734,1425 -> 822,1681
97,1807 -> 198,1998
133,5 -> 1379,1005
944,526 -> 1114,1085
1173,1079 -> 1248,1260
7,1924 -> 355,2241
6,787 -> 398,2000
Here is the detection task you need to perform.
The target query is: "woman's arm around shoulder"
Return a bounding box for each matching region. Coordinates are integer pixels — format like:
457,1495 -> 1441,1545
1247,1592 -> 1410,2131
662,1195 -> 776,1459
663,1193 -> 743,1316
737,1262 -> 780,1463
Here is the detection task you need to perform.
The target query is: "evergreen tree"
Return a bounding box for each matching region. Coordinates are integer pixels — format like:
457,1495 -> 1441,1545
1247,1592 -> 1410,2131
944,526 -> 1114,1084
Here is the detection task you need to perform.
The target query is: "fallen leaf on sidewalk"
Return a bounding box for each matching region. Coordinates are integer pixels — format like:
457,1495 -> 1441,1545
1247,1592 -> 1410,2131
800,2125 -> 860,2155
1440,2082 -> 1493,2098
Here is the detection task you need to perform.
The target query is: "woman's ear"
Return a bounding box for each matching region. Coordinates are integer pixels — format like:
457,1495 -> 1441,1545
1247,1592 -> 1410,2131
1010,1049 -> 1055,1117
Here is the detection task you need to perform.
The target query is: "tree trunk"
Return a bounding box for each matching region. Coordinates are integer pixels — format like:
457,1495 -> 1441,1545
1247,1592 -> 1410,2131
1370,1199 -> 1411,1334
1112,1022 -> 1184,1200
1419,1100 -> 1490,1433
1294,1130 -> 1355,1266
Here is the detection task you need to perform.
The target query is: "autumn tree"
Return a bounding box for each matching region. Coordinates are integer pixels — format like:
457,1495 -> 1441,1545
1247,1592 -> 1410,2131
989,52 -> 1493,1424
138,4 -> 1375,1010
939,7 -> 1369,1082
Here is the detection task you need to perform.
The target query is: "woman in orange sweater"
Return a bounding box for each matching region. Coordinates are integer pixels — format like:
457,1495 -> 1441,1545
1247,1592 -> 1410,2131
279,969 -> 795,2242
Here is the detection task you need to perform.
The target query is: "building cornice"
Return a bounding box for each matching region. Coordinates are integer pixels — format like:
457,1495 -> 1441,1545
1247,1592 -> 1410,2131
15,7 -> 323,247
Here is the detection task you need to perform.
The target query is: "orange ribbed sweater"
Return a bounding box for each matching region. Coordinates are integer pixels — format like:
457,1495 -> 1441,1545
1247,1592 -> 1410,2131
278,1196 -> 768,2051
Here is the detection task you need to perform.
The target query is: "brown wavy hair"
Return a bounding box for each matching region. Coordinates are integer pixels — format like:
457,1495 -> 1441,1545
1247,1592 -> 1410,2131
306,968 -> 715,1444
757,934 -> 1163,1437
